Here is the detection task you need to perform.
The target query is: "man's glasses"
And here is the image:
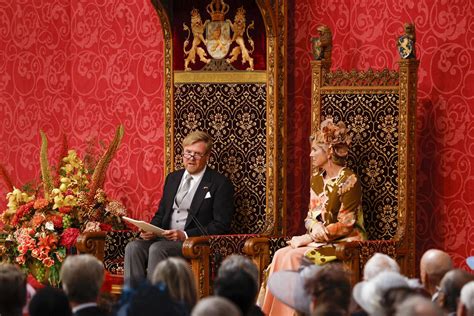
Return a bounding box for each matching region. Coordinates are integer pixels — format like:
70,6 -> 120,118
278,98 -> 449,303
183,151 -> 206,160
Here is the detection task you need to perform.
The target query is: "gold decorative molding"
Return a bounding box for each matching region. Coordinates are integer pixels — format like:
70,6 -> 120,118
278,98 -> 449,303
151,0 -> 174,176
174,71 -> 267,83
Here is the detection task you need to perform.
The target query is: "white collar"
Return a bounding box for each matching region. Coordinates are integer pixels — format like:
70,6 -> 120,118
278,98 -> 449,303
72,302 -> 98,313
183,165 -> 207,181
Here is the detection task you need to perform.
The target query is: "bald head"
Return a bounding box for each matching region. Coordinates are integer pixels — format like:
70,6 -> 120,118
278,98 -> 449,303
420,249 -> 452,295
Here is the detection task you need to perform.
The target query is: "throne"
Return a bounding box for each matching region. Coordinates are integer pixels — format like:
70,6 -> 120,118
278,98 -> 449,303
76,0 -> 287,297
244,24 -> 419,285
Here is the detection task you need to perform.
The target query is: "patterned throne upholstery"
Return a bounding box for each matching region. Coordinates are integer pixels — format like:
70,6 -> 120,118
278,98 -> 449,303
244,25 -> 418,285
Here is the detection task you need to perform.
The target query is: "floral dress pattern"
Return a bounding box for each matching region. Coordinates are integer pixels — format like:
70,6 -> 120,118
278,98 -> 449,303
304,167 -> 366,263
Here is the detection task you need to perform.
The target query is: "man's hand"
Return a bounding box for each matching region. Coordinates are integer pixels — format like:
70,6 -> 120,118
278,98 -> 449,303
162,229 -> 186,241
140,231 -> 158,240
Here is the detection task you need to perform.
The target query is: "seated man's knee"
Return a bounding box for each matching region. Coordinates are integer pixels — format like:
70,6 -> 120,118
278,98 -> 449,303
125,239 -> 145,255
149,241 -> 166,256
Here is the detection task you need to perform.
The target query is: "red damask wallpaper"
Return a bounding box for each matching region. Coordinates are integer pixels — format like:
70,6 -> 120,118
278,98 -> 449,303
0,0 -> 166,222
1,0 -> 473,270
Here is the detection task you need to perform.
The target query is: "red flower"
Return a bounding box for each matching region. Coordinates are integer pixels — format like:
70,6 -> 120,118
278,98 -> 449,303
59,206 -> 72,214
60,228 -> 80,248
11,201 -> 35,226
50,214 -> 63,228
99,223 -> 112,231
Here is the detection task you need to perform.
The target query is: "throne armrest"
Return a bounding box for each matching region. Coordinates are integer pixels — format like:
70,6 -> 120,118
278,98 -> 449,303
183,234 -> 263,297
244,236 -> 290,285
76,231 -> 107,261
183,236 -> 211,297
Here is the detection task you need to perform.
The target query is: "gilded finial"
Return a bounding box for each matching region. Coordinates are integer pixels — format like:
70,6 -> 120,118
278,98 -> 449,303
397,23 -> 416,59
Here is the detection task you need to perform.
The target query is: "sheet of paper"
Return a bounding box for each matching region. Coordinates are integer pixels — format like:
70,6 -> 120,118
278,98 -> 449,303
122,216 -> 166,236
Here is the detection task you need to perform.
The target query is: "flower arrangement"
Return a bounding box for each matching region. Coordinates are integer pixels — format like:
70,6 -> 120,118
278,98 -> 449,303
0,126 -> 127,286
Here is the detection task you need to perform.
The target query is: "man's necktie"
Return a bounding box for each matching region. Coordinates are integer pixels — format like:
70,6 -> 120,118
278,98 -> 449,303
175,174 -> 192,206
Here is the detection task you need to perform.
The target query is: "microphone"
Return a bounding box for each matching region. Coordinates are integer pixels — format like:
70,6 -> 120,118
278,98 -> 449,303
187,209 -> 222,266
187,209 -> 209,237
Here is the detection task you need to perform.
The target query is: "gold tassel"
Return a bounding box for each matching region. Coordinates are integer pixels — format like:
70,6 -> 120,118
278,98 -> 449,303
88,125 -> 124,203
40,130 -> 53,199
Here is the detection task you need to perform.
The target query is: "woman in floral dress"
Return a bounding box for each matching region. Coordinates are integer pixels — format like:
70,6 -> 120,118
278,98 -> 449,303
261,119 -> 366,316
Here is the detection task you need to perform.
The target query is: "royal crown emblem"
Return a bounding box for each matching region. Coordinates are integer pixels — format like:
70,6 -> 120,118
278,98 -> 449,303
183,0 -> 255,71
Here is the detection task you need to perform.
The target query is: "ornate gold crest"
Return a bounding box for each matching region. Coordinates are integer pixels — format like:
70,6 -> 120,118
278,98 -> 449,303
183,0 -> 255,71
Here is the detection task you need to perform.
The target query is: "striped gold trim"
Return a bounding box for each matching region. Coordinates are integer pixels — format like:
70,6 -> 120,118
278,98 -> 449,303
174,71 -> 267,83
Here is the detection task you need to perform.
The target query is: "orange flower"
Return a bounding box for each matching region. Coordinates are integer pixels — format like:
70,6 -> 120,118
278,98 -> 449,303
33,198 -> 49,209
31,213 -> 46,226
38,234 -> 57,251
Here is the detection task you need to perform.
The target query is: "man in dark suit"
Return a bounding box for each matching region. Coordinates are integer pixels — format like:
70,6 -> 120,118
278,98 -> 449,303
124,131 -> 235,286
60,254 -> 108,316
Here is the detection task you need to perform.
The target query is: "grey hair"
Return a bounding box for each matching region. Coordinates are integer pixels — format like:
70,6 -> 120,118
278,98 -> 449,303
60,254 -> 104,304
363,253 -> 400,281
217,254 -> 259,287
460,281 -> 474,315
152,257 -> 198,308
191,296 -> 241,316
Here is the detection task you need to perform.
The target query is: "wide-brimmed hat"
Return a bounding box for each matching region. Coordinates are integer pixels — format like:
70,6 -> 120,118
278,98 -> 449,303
267,265 -> 322,314
467,256 -> 474,270
352,271 -> 409,315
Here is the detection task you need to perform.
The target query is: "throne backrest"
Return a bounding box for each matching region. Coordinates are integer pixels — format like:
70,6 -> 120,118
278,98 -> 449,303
172,81 -> 281,235
311,60 -> 418,243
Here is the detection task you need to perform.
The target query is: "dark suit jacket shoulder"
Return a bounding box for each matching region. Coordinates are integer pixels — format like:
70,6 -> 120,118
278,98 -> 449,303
74,306 -> 108,316
150,167 -> 234,236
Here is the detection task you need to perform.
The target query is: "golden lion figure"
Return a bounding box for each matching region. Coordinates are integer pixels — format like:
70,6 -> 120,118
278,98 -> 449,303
226,7 -> 255,70
183,9 -> 211,71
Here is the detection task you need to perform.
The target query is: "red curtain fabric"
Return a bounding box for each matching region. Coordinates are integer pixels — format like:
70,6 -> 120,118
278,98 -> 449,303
1,0 -> 473,269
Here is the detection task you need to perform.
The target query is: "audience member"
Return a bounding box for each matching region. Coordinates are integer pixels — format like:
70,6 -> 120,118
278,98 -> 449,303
304,263 -> 351,314
28,286 -> 72,316
458,281 -> 474,316
267,264 -> 321,315
60,254 -> 107,316
151,257 -> 198,312
214,268 -> 258,316
216,255 -> 263,316
438,269 -> 474,315
352,271 -> 409,315
394,295 -> 443,316
382,286 -> 418,316
363,253 -> 400,280
117,281 -> 188,316
191,296 -> 242,316
217,254 -> 259,286
420,249 -> 453,299
0,263 -> 27,316
312,303 -> 348,316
